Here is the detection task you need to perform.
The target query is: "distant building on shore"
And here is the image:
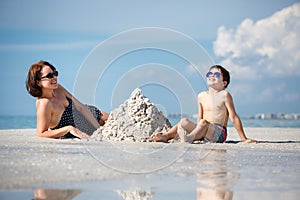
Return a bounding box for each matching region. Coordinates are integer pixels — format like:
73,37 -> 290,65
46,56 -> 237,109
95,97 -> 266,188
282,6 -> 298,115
167,113 -> 198,121
254,113 -> 300,120
168,112 -> 300,120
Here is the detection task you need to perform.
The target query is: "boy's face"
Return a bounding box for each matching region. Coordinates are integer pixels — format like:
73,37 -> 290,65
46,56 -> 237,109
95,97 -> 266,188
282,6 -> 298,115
206,68 -> 226,89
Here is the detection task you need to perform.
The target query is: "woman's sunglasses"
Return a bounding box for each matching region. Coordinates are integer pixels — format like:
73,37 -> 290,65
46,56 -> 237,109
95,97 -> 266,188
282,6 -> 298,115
40,70 -> 58,79
206,71 -> 221,78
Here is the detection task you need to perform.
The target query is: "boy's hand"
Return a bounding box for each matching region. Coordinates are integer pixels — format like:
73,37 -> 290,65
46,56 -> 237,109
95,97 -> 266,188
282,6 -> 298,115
242,138 -> 258,143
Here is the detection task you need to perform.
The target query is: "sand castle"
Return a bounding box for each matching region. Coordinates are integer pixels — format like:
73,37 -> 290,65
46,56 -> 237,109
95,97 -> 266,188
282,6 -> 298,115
91,88 -> 171,142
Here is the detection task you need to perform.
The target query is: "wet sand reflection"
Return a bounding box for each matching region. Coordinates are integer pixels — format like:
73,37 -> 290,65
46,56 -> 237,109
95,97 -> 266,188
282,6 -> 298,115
196,149 -> 239,200
117,189 -> 153,200
34,189 -> 81,200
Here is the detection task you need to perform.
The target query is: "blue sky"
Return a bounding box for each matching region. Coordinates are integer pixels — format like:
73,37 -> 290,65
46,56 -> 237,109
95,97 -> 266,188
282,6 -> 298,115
0,0 -> 299,117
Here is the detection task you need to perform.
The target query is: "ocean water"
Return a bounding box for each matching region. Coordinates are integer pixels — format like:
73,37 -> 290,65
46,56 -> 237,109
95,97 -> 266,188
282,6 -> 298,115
0,116 -> 36,130
0,115 -> 300,130
169,118 -> 300,128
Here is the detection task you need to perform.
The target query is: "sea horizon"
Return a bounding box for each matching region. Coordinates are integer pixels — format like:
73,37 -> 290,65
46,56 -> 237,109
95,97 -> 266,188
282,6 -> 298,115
1,115 -> 300,130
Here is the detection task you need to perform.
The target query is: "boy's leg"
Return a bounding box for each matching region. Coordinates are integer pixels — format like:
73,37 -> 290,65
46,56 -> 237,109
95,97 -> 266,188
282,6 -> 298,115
179,119 -> 210,142
177,118 -> 197,143
151,123 -> 179,142
180,118 -> 197,132
151,118 -> 196,142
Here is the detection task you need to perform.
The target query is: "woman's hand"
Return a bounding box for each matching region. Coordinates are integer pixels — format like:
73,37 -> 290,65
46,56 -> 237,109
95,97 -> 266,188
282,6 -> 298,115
68,126 -> 90,139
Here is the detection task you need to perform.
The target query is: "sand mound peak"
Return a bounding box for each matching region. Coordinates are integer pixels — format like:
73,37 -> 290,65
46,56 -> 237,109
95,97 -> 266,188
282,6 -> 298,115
91,88 -> 171,142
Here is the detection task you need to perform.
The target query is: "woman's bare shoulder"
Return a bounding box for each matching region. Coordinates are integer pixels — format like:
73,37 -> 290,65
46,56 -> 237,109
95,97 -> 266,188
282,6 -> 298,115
36,98 -> 52,109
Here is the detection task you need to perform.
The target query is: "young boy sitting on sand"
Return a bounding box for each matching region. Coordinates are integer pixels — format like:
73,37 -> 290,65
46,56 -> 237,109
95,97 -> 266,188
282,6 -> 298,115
151,65 -> 257,143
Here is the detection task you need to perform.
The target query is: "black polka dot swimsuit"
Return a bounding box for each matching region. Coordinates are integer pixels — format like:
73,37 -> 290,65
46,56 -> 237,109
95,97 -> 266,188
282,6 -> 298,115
51,97 -> 102,138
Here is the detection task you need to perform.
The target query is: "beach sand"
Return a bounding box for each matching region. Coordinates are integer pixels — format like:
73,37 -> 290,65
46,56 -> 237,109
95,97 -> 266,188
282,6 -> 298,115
0,128 -> 299,199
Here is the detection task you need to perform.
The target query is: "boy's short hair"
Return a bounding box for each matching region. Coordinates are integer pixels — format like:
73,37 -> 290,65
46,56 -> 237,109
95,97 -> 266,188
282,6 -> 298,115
209,65 -> 230,88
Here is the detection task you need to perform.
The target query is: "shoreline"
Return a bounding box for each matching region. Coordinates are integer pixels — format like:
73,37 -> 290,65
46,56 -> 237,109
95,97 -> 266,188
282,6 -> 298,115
0,128 -> 299,199
1,117 -> 300,130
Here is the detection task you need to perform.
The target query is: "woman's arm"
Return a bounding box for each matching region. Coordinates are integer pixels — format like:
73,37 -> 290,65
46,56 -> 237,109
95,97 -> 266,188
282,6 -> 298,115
59,84 -> 100,129
37,125 -> 89,139
36,98 -> 89,139
224,92 -> 257,142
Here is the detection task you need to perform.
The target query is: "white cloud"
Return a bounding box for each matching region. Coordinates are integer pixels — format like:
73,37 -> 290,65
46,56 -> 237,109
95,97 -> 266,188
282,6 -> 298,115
213,2 -> 300,79
220,58 -> 258,80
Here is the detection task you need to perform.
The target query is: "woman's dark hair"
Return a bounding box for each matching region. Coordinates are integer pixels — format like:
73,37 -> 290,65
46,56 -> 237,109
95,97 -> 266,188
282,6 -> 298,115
25,61 -> 56,97
209,65 -> 230,88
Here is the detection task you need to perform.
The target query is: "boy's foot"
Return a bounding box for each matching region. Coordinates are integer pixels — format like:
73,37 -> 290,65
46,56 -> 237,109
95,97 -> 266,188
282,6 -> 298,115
177,124 -> 193,143
150,132 -> 168,142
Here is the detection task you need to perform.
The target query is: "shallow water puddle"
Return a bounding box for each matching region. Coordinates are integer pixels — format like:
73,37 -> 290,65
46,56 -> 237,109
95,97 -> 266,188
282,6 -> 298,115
1,148 -> 299,199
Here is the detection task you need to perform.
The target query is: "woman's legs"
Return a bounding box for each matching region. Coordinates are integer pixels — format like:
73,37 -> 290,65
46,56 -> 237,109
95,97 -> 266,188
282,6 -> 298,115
99,111 -> 109,126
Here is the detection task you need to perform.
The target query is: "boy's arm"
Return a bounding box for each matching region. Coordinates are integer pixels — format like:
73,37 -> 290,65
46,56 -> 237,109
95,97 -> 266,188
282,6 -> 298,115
224,92 -> 257,143
197,93 -> 204,122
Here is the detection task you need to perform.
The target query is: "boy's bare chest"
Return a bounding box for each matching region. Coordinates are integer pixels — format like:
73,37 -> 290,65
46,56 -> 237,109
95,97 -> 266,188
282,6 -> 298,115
201,93 -> 226,112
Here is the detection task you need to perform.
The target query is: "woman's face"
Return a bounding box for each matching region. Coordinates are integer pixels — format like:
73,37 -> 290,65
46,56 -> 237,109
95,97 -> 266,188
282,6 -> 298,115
38,65 -> 58,90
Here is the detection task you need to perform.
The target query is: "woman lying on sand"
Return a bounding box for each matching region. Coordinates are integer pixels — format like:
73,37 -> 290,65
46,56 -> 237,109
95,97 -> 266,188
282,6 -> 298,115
26,61 -> 109,139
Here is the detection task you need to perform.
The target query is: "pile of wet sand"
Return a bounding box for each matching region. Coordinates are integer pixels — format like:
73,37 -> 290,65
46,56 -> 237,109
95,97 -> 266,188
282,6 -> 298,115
91,88 -> 171,142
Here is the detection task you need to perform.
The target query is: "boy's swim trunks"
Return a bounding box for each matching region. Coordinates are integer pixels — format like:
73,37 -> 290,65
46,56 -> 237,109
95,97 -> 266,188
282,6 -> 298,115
204,123 -> 227,143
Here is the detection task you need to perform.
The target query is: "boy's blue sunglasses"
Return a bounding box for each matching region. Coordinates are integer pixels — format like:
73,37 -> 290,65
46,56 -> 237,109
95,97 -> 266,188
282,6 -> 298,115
206,71 -> 221,78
